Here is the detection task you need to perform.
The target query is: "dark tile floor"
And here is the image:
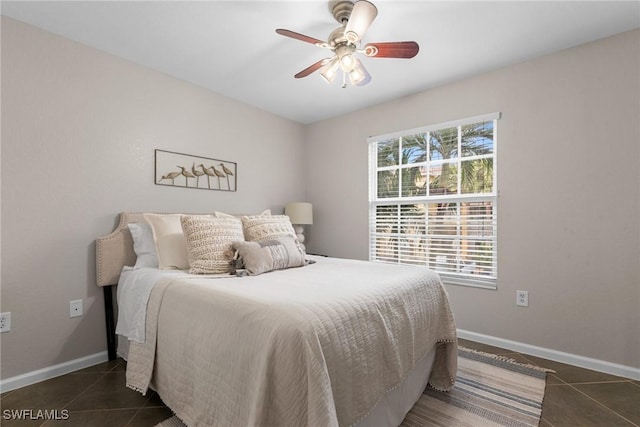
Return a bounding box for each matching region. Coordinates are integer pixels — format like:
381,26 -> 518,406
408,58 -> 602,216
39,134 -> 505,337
0,359 -> 171,427
1,339 -> 638,426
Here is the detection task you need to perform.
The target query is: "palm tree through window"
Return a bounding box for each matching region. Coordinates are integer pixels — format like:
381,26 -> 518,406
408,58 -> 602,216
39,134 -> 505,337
369,113 -> 500,288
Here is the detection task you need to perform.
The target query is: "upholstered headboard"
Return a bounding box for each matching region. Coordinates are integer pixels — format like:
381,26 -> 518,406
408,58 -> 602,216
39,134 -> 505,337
95,211 -> 255,286
96,212 -> 154,360
95,212 -> 148,287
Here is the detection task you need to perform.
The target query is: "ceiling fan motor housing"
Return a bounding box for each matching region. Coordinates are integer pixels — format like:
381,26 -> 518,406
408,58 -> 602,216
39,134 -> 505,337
327,27 -> 351,47
330,1 -> 354,24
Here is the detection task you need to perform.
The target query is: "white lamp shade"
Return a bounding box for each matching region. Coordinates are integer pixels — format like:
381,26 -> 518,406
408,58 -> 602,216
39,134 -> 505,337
285,202 -> 313,225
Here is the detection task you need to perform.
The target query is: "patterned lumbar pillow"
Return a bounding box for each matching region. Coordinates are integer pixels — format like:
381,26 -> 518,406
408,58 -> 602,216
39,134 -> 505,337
232,236 -> 306,276
180,215 -> 244,274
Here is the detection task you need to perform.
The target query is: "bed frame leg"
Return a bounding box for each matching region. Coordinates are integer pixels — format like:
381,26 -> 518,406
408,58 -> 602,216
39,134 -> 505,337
103,285 -> 117,361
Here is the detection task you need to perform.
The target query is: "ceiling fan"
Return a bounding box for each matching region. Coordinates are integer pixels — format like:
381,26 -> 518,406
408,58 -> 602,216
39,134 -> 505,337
276,0 -> 419,88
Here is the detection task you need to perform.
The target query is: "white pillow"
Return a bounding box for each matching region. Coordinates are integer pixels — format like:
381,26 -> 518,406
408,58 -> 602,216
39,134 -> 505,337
215,209 -> 271,218
143,213 -> 189,270
127,222 -> 159,268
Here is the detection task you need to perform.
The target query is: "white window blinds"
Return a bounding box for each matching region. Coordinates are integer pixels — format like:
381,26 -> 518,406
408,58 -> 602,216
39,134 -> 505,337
368,113 -> 500,288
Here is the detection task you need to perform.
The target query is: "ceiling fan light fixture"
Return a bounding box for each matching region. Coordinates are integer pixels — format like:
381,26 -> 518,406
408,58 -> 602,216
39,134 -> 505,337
335,44 -> 357,71
340,53 -> 354,69
319,57 -> 340,83
349,58 -> 371,86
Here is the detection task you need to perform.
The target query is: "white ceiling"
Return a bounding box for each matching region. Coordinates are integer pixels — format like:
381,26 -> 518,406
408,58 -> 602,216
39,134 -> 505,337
2,1 -> 639,124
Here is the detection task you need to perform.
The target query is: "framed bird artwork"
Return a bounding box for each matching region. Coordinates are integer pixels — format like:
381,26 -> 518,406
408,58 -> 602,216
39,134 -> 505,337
155,149 -> 237,192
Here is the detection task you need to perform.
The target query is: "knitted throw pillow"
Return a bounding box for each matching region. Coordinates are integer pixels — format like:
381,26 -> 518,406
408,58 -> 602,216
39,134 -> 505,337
181,215 -> 244,274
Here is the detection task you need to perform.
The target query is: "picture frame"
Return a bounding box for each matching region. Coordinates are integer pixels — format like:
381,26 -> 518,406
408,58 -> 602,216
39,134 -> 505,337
154,149 -> 237,192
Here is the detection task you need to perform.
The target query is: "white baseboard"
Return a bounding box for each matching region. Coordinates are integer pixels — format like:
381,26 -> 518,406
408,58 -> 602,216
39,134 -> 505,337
0,351 -> 109,393
2,332 -> 638,393
457,329 -> 640,381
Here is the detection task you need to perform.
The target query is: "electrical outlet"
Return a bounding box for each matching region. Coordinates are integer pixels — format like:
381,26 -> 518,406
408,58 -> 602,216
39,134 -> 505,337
70,300 -> 83,318
0,312 -> 11,333
516,290 -> 529,307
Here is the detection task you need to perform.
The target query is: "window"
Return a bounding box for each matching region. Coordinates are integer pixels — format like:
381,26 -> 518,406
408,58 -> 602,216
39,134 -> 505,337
368,113 -> 500,288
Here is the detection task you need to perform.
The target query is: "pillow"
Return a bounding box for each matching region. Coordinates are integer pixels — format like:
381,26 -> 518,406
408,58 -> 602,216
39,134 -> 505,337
232,236 -> 306,276
127,222 -> 159,268
143,214 -> 190,270
215,209 -> 271,218
241,214 -> 299,246
181,215 -> 244,274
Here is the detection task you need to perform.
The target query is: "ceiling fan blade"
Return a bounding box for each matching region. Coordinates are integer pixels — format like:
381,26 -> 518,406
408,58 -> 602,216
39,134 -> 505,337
344,0 -> 378,43
276,29 -> 325,46
294,58 -> 332,79
363,41 -> 419,59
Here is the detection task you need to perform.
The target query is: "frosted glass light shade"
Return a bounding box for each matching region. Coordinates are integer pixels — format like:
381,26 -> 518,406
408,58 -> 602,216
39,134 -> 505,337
349,59 -> 371,86
320,57 -> 340,84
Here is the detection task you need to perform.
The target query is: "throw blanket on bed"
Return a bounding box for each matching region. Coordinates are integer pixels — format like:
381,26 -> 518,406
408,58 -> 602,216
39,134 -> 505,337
126,257 -> 457,427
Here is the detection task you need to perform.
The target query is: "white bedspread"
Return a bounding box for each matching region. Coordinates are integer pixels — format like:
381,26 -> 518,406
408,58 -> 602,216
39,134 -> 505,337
116,266 -> 234,343
126,257 -> 457,427
116,266 -> 187,342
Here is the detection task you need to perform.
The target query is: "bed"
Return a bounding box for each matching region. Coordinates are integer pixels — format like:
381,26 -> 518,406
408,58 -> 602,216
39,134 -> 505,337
96,212 -> 457,427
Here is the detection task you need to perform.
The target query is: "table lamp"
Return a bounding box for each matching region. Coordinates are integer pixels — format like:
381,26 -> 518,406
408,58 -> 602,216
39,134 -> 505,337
285,202 -> 313,249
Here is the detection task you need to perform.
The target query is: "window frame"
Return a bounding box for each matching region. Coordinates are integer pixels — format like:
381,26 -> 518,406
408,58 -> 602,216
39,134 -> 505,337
368,112 -> 501,289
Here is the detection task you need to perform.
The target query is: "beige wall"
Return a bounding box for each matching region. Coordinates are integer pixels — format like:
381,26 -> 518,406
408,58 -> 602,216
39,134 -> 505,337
0,17 -> 306,379
305,29 -> 640,369
1,16 -> 638,381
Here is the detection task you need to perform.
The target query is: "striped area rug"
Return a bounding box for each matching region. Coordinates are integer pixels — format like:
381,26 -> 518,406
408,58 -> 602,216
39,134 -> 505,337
401,347 -> 551,427
157,347 -> 551,427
